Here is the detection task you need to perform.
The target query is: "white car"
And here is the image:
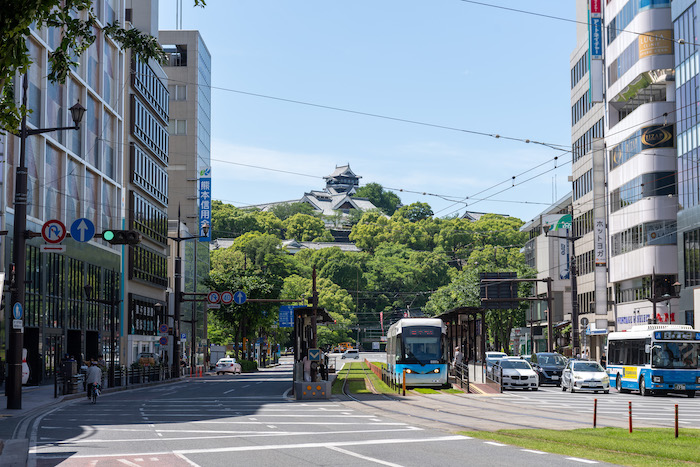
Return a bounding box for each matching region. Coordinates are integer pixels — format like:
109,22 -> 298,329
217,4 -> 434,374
494,359 -> 539,390
561,360 -> 610,394
485,352 -> 508,379
215,358 -> 242,375
341,349 -> 360,359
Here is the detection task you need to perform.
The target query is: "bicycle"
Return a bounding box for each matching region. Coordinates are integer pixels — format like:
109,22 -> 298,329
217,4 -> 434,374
91,383 -> 101,404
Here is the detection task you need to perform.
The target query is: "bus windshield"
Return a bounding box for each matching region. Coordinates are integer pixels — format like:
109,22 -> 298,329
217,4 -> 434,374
652,342 -> 700,369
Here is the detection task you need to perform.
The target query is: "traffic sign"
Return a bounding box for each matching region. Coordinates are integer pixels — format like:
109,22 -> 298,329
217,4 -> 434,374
279,305 -> 294,328
233,291 -> 247,305
159,323 -> 168,334
207,291 -> 221,304
42,219 -> 66,243
308,348 -> 321,361
40,245 -> 66,253
70,218 -> 95,242
220,291 -> 234,305
159,336 -> 168,345
12,302 -> 23,320
12,319 -> 22,330
181,333 -> 187,340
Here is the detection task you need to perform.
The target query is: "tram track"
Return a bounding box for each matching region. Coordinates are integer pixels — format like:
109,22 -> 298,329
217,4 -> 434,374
339,362 -> 597,432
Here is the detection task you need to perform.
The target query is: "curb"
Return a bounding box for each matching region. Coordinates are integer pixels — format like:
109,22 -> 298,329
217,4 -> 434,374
0,439 -> 29,467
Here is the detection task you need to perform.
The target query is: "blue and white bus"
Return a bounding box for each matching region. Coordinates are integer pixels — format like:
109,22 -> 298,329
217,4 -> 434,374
606,324 -> 700,397
386,318 -> 448,387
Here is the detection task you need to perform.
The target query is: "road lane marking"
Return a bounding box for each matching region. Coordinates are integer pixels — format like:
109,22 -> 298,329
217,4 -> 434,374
521,449 -> 547,454
32,428 -> 427,450
38,435 -> 470,458
327,445 -> 405,467
117,459 -> 142,466
566,457 -> 598,464
223,388 -> 236,394
484,441 -> 506,446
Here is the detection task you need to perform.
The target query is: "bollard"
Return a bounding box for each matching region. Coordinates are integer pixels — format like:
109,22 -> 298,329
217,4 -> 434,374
593,398 -> 597,428
402,369 -> 406,396
628,401 -> 633,433
675,404 -> 679,438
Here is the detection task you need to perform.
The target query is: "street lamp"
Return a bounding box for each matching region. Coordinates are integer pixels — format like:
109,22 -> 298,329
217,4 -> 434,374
542,223 -> 581,356
168,215 -> 208,378
7,74 -> 85,409
83,282 -> 121,389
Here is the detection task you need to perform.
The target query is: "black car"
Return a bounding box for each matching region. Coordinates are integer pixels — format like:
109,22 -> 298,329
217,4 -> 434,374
532,352 -> 567,386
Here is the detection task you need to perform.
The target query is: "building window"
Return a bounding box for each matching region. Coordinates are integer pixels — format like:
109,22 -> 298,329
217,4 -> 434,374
169,84 -> 186,101
169,119 -> 187,135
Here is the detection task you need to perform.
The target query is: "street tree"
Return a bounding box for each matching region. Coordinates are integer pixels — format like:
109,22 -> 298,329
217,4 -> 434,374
354,182 -> 401,216
283,213 -> 332,241
0,0 -> 205,132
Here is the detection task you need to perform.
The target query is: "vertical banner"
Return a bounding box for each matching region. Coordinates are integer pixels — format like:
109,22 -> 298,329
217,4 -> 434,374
595,218 -> 606,266
588,3 -> 604,102
380,311 -> 384,336
198,168 -> 212,241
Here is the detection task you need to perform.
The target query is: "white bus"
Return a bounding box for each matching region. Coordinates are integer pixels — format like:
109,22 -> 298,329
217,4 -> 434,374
606,324 -> 699,397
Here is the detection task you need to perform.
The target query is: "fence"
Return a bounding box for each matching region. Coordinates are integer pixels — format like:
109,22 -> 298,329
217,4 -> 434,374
365,359 -> 404,394
453,361 -> 469,392
55,364 -> 177,398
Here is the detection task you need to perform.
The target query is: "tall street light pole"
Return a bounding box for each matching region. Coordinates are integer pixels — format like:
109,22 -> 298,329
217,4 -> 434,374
7,74 -> 85,410
543,221 -> 581,357
168,211 -> 208,378
83,282 -> 120,388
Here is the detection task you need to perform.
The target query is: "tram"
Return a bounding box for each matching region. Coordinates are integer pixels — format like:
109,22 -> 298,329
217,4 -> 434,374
386,318 -> 448,387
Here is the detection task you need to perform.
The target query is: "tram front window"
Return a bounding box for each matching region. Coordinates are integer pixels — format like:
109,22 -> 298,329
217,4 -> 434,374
402,327 -> 442,364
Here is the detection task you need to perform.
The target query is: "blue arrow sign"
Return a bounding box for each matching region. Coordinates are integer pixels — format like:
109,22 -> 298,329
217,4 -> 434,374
308,348 -> 320,361
233,291 -> 247,305
70,218 -> 95,243
279,306 -> 294,328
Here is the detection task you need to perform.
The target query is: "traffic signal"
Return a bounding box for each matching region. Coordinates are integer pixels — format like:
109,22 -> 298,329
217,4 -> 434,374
102,229 -> 140,245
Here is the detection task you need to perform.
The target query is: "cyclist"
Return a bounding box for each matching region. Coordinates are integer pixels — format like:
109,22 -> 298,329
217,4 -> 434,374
86,360 -> 102,401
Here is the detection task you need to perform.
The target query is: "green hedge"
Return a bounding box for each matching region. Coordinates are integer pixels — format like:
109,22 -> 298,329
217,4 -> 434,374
240,360 -> 258,373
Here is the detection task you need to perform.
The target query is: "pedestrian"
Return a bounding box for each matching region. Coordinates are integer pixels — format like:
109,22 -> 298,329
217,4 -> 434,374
581,348 -> 589,360
452,347 -> 464,371
85,360 -> 102,400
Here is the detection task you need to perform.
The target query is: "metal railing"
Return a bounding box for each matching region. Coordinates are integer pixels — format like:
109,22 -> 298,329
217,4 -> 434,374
485,364 -> 503,393
55,364 -> 177,398
453,361 -> 469,392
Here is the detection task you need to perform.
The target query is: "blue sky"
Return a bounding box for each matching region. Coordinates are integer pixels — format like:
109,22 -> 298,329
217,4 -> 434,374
159,1 -> 577,224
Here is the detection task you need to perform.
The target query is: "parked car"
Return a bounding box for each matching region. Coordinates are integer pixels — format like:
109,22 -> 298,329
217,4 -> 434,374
485,352 -> 508,379
495,359 -> 539,390
341,349 -> 360,359
215,358 -> 242,375
532,352 -> 567,386
561,360 -> 609,394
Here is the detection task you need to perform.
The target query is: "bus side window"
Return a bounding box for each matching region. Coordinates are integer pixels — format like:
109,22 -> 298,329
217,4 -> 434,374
395,335 -> 402,362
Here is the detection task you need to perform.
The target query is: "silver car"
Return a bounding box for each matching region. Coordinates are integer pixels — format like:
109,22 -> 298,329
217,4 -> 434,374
561,360 -> 610,394
341,349 -> 360,359
215,358 -> 242,375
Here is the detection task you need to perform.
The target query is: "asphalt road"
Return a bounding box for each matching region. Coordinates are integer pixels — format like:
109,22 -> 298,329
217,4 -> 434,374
26,361 -> 613,466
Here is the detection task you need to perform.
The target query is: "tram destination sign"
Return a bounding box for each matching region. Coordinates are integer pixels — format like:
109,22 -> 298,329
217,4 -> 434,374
654,331 -> 700,341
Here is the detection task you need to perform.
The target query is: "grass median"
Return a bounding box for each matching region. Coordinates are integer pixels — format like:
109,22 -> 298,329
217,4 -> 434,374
459,427 -> 700,466
332,362 -> 398,395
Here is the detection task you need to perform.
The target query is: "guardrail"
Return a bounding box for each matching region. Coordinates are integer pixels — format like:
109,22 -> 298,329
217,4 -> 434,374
453,361 -> 469,392
365,359 -> 404,394
485,365 -> 503,393
55,364 -> 177,398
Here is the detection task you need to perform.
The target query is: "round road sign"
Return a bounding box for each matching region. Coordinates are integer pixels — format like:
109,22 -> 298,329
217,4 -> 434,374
233,291 -> 247,305
159,336 -> 168,345
220,291 -> 234,305
207,291 -> 221,304
159,323 -> 168,334
70,218 -> 95,243
42,219 -> 67,244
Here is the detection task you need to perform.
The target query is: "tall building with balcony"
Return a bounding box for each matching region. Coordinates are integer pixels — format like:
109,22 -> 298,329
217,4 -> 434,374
0,0 -> 126,384
123,0 -> 171,366
160,29 -> 212,368
604,0 -> 679,332
570,1 -> 609,360
673,1 -> 700,328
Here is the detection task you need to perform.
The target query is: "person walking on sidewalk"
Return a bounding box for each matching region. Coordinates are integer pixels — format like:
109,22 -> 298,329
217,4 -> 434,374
86,360 -> 102,400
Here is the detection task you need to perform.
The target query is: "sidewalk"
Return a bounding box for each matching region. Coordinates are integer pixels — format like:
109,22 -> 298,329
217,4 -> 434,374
0,377 -> 183,466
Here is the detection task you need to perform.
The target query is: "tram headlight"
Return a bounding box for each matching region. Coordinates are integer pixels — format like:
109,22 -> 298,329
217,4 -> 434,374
433,368 -> 440,373
405,369 -> 413,374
